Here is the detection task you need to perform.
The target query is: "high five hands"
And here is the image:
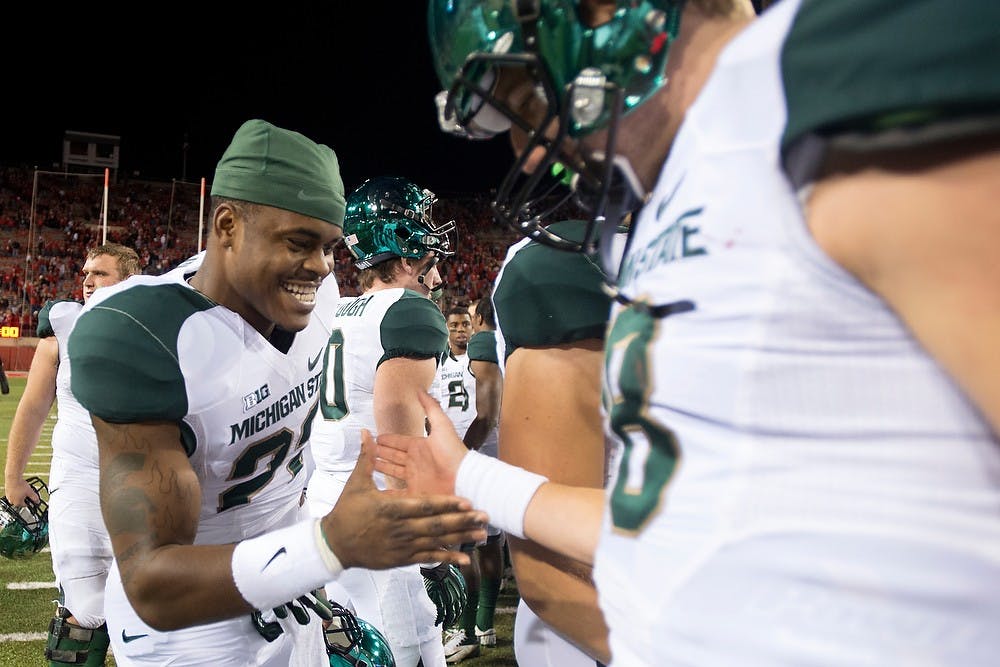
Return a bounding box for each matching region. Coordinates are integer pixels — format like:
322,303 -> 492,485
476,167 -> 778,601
373,391 -> 471,497
321,427 -> 484,569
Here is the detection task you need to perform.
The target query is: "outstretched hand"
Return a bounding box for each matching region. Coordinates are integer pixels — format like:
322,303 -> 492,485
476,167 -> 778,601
321,427 -> 485,569
374,391 -> 470,497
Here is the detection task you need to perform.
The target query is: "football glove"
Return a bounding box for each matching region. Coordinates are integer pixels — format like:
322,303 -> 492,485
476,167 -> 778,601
251,588 -> 335,642
420,563 -> 467,627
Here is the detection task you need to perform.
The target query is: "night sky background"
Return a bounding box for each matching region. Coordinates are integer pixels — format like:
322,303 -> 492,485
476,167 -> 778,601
1,1 -> 514,196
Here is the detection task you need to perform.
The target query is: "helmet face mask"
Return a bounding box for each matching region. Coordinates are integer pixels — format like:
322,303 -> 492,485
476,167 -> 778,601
325,604 -> 396,667
428,0 -> 684,258
343,176 -> 456,270
0,476 -> 50,560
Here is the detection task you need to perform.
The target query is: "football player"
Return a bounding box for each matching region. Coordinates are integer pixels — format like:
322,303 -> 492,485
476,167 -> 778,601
434,304 -> 495,663
437,307 -> 475,443
67,122 -> 485,666
456,295 -> 504,655
3,242 -> 141,666
304,176 -> 467,667
489,221 -> 616,666
376,1 -> 1000,665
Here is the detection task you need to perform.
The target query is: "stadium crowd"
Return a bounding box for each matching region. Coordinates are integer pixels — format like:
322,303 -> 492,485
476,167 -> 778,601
0,165 -> 514,337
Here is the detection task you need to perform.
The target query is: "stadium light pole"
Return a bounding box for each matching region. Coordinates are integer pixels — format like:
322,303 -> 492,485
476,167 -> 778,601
168,179 -> 176,233
101,168 -> 109,244
22,168 -> 38,337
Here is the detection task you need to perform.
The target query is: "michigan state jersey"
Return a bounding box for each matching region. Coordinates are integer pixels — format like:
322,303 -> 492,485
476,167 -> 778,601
437,350 -> 474,439
69,267 -> 328,545
596,1 -> 1000,665
309,286 -> 447,475
36,299 -> 96,470
306,283 -> 447,654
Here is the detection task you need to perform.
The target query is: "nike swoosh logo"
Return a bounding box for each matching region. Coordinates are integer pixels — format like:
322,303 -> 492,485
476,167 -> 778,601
121,630 -> 149,643
308,349 -> 323,371
297,190 -> 328,202
263,546 -> 287,571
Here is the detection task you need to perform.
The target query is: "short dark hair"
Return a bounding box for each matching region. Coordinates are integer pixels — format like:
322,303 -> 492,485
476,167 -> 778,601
474,293 -> 496,329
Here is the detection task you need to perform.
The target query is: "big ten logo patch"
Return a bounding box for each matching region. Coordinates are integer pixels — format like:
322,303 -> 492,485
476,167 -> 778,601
243,384 -> 271,412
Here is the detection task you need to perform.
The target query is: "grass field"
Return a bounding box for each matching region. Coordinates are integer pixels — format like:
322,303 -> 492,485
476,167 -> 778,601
0,377 -> 521,666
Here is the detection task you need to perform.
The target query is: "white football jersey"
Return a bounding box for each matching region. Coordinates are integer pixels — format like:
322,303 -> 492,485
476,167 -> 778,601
437,351 -> 476,440
36,300 -> 95,472
305,283 -> 447,655
70,264 -> 328,546
594,1 -> 1000,665
68,254 -> 331,665
308,285 -> 447,476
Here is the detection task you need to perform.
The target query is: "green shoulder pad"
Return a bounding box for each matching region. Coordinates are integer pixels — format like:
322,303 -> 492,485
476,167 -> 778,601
494,221 -> 611,359
36,299 -> 79,339
69,284 -> 214,423
379,290 -> 448,363
467,330 -> 498,364
782,0 -> 1000,149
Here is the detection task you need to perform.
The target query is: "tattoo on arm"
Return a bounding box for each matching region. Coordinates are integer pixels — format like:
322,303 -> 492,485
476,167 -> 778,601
97,421 -> 200,586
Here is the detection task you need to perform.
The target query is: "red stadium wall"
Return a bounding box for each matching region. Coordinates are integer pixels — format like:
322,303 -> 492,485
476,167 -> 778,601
0,339 -> 38,373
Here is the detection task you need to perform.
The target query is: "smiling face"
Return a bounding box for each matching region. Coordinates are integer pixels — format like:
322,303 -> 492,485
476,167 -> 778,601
216,201 -> 340,335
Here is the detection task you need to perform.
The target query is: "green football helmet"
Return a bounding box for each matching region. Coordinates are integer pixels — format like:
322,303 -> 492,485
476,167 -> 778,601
0,476 -> 50,560
325,604 -> 396,667
428,0 -> 683,257
342,176 -> 456,270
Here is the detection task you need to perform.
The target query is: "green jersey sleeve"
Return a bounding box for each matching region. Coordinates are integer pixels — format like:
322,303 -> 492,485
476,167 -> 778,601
494,220 -> 611,359
380,290 -> 448,363
467,331 -> 498,364
36,299 -> 78,339
69,284 -> 212,423
782,0 -> 1000,150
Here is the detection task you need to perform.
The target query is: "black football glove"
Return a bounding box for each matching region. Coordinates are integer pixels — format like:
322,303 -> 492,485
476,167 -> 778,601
251,588 -> 334,642
420,563 -> 467,627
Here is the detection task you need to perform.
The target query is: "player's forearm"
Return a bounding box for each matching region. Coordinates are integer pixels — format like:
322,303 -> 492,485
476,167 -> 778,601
453,451 -> 603,564
461,417 -> 494,450
523,483 -> 604,565
119,517 -> 346,631
117,543 -> 251,630
510,538 -> 610,663
3,407 -> 50,484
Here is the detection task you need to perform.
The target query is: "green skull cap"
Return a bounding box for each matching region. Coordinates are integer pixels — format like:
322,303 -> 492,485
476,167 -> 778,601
211,119 -> 346,227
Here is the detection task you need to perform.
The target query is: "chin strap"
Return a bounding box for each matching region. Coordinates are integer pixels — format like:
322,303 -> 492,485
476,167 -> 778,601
416,255 -> 445,302
572,153 -> 647,281
416,254 -> 439,284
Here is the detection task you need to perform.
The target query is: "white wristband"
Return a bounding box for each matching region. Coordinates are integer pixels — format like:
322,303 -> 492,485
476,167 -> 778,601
455,450 -> 547,539
231,519 -> 343,610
